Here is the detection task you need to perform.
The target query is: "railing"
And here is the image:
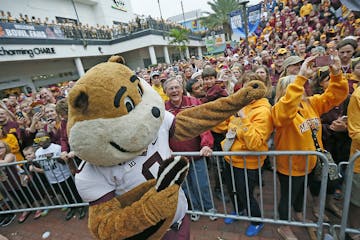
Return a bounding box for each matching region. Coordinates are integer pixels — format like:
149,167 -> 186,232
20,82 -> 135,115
0,21 -> 204,44
333,151 -> 360,239
176,151 -> 330,240
1,151 -> 358,239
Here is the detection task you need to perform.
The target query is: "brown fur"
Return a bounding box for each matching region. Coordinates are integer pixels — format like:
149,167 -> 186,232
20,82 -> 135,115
174,80 -> 267,140
88,180 -> 178,240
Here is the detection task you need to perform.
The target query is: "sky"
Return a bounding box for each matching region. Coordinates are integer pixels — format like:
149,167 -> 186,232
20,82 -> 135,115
130,0 -> 212,19
130,0 -> 261,20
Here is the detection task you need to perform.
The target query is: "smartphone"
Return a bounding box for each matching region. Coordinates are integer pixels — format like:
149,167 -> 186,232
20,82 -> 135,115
16,111 -> 24,118
314,55 -> 334,67
31,106 -> 42,115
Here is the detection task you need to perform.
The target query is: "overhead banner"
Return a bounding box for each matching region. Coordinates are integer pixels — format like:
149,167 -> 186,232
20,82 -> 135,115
0,22 -> 65,39
230,3 -> 262,38
247,4 -> 262,35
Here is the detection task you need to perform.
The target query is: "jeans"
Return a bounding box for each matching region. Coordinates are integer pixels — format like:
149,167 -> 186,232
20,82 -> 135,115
182,157 -> 214,211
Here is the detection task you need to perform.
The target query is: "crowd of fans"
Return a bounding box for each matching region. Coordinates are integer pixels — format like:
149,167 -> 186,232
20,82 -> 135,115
0,10 -> 202,40
0,0 -> 360,238
133,0 -> 360,238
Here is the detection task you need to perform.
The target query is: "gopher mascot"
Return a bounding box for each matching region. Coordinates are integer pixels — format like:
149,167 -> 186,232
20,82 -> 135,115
67,56 -> 267,240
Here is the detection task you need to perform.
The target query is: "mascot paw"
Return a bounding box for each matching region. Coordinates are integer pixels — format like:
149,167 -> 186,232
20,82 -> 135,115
156,156 -> 189,191
241,80 -> 267,104
142,184 -> 180,224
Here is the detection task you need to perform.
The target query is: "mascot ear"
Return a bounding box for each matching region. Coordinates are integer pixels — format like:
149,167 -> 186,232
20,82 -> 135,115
68,85 -> 89,114
108,55 -> 126,65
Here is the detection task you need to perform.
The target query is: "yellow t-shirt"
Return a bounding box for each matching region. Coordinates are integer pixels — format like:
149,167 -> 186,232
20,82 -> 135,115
152,85 -> 169,102
1,134 -> 24,162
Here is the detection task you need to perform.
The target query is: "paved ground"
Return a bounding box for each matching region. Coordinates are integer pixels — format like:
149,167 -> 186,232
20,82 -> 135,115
0,209 -> 317,240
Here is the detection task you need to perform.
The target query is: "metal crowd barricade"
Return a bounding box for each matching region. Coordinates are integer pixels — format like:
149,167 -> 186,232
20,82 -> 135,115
173,150 -> 331,240
0,151 -> 337,240
335,151 -> 360,239
0,157 -> 88,215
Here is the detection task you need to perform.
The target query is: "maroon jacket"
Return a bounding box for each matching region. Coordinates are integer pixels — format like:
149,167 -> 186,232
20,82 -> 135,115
59,119 -> 70,152
201,84 -> 228,103
165,96 -> 213,159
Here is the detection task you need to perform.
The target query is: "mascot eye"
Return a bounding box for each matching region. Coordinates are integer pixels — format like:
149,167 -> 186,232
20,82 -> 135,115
124,96 -> 135,112
137,85 -> 143,97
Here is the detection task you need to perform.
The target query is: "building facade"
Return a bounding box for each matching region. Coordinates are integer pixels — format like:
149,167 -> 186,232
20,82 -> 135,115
0,0 -> 206,95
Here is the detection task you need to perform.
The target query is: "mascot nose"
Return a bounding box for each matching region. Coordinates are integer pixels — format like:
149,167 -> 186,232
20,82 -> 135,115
151,107 -> 161,118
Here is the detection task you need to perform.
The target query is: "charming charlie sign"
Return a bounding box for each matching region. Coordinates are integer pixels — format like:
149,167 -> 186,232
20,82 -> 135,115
0,47 -> 56,58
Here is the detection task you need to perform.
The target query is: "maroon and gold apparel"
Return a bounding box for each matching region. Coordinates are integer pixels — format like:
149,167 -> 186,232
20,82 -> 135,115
348,86 -> 360,173
75,111 -> 187,225
341,64 -> 357,94
219,98 -> 273,169
272,73 -> 348,176
166,96 -> 214,155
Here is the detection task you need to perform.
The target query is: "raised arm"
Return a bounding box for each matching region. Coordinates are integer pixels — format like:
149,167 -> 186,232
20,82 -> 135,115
174,80 -> 267,141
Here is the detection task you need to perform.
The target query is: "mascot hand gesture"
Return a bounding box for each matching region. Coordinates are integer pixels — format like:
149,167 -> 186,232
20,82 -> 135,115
67,56 -> 267,240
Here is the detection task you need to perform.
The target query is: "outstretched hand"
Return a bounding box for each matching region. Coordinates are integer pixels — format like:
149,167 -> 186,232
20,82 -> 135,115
329,52 -> 341,75
299,56 -> 317,79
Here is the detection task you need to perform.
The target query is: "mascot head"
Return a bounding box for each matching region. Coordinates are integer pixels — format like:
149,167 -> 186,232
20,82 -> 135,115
67,56 -> 164,166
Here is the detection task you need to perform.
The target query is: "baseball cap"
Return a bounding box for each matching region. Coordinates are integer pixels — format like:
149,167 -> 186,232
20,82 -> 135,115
150,71 -> 160,78
277,48 -> 288,55
282,56 -> 303,71
191,70 -> 202,80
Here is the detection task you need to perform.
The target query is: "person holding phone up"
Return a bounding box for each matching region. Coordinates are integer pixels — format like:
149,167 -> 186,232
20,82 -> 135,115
272,54 -> 348,239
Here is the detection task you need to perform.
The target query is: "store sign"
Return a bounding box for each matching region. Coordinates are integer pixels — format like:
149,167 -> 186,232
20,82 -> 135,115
112,0 -> 127,12
0,22 -> 64,39
0,46 -> 56,58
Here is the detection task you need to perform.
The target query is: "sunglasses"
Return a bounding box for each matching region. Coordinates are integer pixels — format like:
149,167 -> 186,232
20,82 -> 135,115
34,136 -> 50,144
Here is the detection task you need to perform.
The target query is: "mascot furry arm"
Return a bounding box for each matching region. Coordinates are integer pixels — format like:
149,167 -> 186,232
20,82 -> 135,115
67,56 -> 267,240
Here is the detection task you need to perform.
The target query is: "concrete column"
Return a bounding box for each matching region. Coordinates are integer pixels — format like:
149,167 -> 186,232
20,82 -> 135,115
197,46 -> 203,59
148,46 -> 157,65
185,47 -> 190,60
74,57 -> 85,77
163,46 -> 170,64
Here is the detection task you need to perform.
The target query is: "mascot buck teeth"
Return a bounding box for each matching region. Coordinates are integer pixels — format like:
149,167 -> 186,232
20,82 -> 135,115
67,55 -> 267,240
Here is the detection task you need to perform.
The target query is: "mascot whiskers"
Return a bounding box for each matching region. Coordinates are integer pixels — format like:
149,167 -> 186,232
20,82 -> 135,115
67,55 -> 267,240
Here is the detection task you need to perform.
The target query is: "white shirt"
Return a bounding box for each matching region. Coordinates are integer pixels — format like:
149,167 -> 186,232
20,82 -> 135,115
35,143 -> 71,184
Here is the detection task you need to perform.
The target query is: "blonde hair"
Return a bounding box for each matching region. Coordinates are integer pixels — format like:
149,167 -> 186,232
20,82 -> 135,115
0,140 -> 11,155
274,75 -> 296,103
